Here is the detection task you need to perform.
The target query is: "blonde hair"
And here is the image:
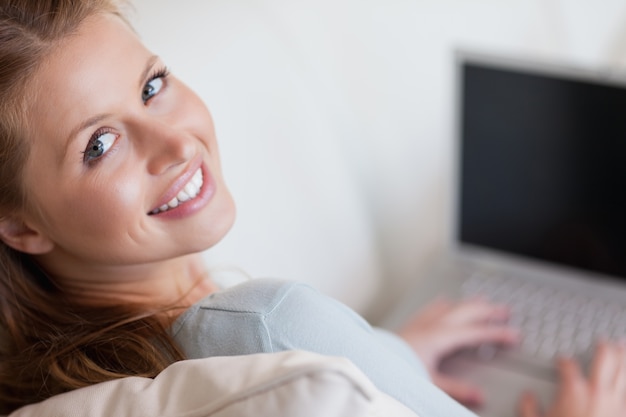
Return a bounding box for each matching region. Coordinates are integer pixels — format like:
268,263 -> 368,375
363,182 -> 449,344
0,1 -> 185,412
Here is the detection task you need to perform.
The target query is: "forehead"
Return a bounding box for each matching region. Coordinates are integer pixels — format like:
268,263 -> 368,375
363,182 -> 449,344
25,13 -> 151,145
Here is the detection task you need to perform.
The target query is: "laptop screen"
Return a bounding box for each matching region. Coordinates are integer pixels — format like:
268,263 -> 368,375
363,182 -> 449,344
458,57 -> 626,281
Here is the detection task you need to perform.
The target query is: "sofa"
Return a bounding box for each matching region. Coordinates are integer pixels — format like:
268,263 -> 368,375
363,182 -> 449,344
8,351 -> 419,417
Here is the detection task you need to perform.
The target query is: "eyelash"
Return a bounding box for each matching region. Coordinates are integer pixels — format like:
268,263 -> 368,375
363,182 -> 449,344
82,127 -> 117,166
144,66 -> 170,102
82,65 -> 171,166
148,66 -> 170,85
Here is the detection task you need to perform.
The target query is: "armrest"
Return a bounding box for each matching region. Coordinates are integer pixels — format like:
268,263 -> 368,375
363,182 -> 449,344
9,351 -> 420,417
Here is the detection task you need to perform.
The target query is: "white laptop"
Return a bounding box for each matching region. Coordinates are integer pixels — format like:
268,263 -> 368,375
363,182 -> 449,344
388,51 -> 626,417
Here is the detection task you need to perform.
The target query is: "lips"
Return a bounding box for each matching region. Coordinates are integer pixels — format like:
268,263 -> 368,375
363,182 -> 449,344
150,167 -> 203,214
148,157 -> 205,215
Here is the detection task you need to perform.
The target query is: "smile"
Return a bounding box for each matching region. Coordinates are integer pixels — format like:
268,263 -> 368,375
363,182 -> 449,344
150,168 -> 204,215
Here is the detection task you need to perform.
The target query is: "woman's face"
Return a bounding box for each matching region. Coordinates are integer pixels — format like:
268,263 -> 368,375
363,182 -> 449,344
18,13 -> 235,276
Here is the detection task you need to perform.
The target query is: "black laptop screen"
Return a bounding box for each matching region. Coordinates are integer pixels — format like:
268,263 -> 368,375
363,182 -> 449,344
458,59 -> 626,280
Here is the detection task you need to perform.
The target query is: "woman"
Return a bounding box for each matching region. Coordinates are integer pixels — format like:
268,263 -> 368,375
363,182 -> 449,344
0,1 -> 623,416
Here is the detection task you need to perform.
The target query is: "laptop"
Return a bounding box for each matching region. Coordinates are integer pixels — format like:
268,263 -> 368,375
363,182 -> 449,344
388,51 -> 626,417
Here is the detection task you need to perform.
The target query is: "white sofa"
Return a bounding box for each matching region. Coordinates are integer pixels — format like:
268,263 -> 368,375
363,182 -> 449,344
8,351 -> 418,417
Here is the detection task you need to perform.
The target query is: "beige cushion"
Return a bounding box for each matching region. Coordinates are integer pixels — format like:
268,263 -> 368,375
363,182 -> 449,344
9,351 -> 419,417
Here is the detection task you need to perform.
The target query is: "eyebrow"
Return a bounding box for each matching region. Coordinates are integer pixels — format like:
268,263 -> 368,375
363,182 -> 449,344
139,55 -> 160,90
64,55 -> 160,155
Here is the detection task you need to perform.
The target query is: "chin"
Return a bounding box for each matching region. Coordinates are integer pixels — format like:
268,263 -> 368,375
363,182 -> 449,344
194,193 -> 237,252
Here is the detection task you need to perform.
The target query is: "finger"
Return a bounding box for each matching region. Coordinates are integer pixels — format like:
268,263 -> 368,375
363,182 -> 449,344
590,341 -> 619,389
555,356 -> 585,399
416,297 -> 454,320
518,391 -> 542,417
612,342 -> 626,394
437,324 -> 520,354
444,299 -> 511,325
433,373 -> 484,407
419,325 -> 520,362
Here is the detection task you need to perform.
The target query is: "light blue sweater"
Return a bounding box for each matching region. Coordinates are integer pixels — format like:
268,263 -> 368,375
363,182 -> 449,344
170,278 -> 477,417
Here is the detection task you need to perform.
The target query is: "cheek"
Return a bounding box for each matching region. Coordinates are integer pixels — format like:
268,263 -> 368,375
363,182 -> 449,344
81,182 -> 138,230
40,170 -> 144,243
70,174 -> 142,234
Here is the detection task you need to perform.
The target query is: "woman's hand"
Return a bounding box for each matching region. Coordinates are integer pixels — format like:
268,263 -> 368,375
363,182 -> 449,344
519,341 -> 626,417
397,297 -> 519,406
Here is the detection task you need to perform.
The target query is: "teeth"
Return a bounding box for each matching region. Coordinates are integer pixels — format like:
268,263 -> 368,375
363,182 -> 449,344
177,191 -> 190,202
183,183 -> 196,196
152,168 -> 204,214
167,198 -> 179,208
191,169 -> 203,187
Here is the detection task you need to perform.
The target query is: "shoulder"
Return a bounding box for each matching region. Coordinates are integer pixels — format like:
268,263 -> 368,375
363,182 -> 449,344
171,277 -> 368,340
195,278 -> 318,315
170,278 -> 358,358
171,278 -> 332,337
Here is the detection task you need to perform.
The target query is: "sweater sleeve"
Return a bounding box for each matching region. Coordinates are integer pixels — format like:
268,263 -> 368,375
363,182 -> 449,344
171,278 -> 478,417
261,281 -> 479,417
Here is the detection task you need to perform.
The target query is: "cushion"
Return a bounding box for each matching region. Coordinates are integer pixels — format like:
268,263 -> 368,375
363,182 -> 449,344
8,351 -> 419,417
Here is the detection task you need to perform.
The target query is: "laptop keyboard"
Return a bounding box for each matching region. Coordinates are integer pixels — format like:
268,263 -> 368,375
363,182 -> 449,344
460,273 -> 626,372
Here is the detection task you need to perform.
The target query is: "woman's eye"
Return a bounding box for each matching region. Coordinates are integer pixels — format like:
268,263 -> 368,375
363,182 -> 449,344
142,77 -> 164,103
84,132 -> 116,162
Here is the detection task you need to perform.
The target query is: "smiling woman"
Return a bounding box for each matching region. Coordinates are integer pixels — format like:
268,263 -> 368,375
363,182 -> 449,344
0,0 -> 236,410
1,1 -> 624,417
21,14 -> 234,274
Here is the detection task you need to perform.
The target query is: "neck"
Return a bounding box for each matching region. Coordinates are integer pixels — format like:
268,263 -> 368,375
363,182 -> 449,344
33,252 -> 218,311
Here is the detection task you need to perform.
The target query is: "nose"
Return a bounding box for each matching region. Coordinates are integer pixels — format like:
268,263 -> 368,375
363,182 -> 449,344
130,117 -> 196,176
